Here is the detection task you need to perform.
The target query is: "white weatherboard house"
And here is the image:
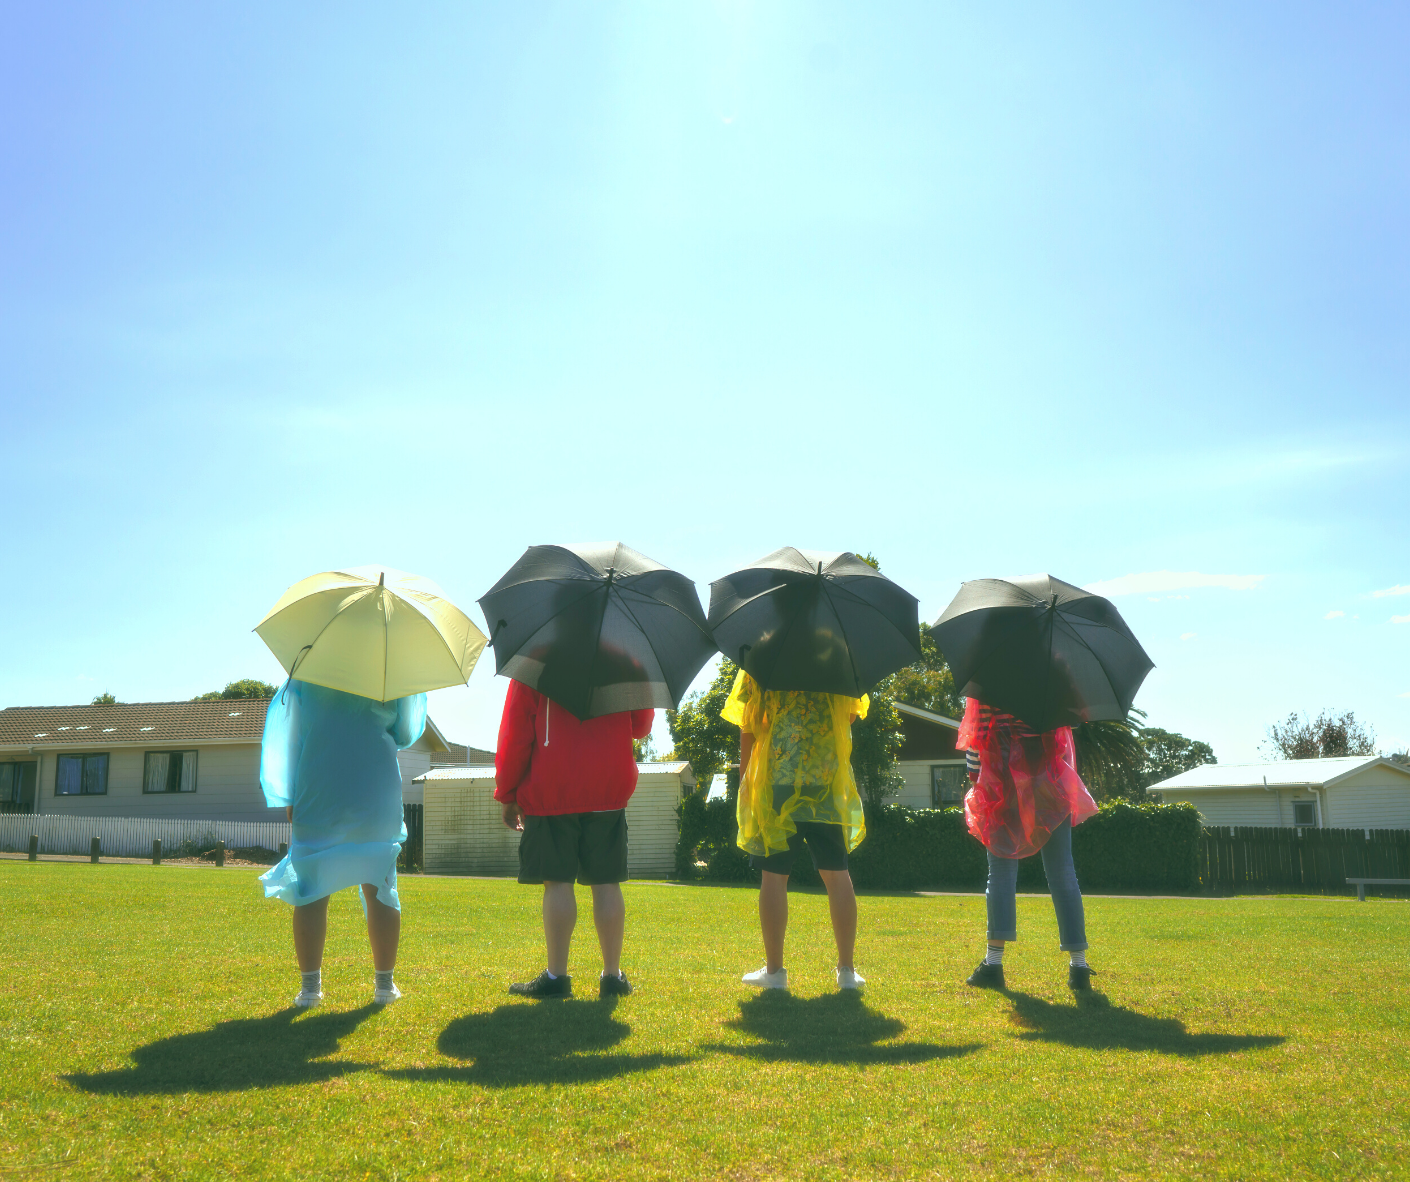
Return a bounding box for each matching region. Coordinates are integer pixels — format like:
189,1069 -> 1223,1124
418,762 -> 695,878
0,699 -> 461,822
892,702 -> 968,810
1150,757 -> 1410,831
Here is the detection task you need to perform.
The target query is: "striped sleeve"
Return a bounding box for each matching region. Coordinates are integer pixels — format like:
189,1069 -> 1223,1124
966,748 -> 981,781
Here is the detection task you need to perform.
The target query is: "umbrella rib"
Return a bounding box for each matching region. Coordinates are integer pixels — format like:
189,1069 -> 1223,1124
611,589 -> 673,697
280,586 -> 377,678
486,581 -> 602,672
1057,613 -> 1126,712
823,583 -> 865,695
826,578 -> 921,658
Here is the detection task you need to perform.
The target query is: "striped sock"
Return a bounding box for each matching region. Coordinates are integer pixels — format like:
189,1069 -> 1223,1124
1069,951 -> 1088,968
985,944 -> 1004,965
301,969 -> 322,994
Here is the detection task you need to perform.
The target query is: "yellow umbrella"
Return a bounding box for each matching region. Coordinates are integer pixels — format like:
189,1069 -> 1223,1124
255,565 -> 487,701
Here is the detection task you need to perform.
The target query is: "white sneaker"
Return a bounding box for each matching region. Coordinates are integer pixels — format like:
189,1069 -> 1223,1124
293,990 -> 323,1009
373,983 -> 402,1004
741,966 -> 788,990
836,967 -> 865,990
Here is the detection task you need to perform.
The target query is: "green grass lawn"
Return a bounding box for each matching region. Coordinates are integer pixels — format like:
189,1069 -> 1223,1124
1,863 -> 1405,1181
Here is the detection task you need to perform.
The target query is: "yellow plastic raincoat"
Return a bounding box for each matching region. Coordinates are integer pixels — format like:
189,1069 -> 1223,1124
721,670 -> 869,857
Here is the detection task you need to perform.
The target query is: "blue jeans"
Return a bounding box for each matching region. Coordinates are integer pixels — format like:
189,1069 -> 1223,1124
985,819 -> 1088,951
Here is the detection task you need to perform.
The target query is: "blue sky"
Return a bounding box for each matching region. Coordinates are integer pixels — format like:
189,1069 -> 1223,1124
2,2 -> 1407,762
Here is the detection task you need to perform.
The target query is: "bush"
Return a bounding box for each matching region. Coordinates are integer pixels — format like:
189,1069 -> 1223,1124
674,796 -> 1203,892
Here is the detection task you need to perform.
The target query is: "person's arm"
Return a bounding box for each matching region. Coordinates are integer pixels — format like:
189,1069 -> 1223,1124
494,682 -> 536,828
739,731 -> 754,775
629,709 -> 655,740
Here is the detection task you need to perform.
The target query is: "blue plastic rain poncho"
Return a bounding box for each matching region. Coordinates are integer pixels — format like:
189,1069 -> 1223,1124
258,679 -> 427,911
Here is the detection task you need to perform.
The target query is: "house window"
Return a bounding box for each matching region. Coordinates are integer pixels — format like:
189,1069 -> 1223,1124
56,754 -> 109,795
1,762 -> 37,812
143,751 -> 198,794
931,763 -> 967,807
1292,801 -> 1317,827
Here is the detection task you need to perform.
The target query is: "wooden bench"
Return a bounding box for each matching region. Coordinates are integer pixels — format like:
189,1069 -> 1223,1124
1346,877 -> 1410,901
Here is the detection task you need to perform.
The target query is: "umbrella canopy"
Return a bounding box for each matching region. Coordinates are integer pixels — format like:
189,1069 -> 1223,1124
708,548 -> 921,696
478,542 -> 716,719
932,573 -> 1153,732
255,565 -> 487,702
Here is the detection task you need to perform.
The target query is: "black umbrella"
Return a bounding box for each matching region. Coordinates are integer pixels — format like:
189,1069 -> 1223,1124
932,573 -> 1153,732
708,548 -> 921,696
478,542 -> 717,719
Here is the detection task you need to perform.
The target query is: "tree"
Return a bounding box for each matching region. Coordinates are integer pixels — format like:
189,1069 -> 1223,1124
666,659 -> 740,794
91,692 -> 117,706
193,679 -> 278,702
632,735 -> 659,762
1072,711 -> 1148,800
1137,727 -> 1217,790
850,691 -> 906,805
887,622 -> 963,720
1263,710 -> 1376,760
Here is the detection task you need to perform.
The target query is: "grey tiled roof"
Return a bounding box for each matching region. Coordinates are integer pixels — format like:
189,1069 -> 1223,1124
0,700 -> 271,748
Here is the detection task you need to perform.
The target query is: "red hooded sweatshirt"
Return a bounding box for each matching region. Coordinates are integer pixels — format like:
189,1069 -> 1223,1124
493,679 -> 655,816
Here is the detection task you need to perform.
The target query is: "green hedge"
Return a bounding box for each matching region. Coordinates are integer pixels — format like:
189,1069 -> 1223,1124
675,797 -> 1202,892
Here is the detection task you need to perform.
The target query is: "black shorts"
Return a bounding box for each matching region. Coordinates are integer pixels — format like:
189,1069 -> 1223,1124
750,821 -> 849,875
518,810 -> 628,885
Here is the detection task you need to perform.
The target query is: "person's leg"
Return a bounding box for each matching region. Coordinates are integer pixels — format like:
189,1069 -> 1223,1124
818,869 -> 858,970
590,883 -> 625,976
1038,820 -> 1088,956
968,850 -> 1017,987
759,871 -> 789,974
292,895 -> 330,971
543,881 -> 577,977
361,883 -> 400,972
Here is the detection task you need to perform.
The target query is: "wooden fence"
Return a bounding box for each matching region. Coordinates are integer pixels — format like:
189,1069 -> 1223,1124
0,814 -> 291,860
1200,825 -> 1410,894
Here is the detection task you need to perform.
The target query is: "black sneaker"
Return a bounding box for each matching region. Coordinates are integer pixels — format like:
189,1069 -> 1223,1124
966,962 -> 1006,990
508,970 -> 572,999
599,972 -> 632,999
1068,964 -> 1094,991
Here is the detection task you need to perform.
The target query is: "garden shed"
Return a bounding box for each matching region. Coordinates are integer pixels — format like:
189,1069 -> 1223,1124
418,761 -> 695,878
891,701 -> 966,810
1150,756 -> 1410,830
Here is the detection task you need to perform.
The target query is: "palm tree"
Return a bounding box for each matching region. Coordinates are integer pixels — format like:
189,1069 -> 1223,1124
1072,708 -> 1147,800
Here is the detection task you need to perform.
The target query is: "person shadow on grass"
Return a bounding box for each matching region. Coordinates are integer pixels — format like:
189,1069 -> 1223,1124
383,999 -> 693,1088
64,1005 -> 381,1095
1003,990 -> 1285,1056
706,990 -> 982,1066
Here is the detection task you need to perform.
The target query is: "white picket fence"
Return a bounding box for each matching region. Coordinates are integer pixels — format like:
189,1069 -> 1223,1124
0,814 -> 291,859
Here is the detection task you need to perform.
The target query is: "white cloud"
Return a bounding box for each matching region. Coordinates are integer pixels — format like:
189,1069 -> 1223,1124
1324,610 -> 1345,619
1400,691 -> 1410,699
1084,571 -> 1265,597
1180,632 -> 1196,641
1372,584 -> 1410,599
1393,614 -> 1410,625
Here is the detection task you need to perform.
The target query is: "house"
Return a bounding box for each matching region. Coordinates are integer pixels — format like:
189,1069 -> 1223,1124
891,701 -> 967,810
0,699 -> 460,821
1150,756 -> 1410,830
418,761 -> 695,878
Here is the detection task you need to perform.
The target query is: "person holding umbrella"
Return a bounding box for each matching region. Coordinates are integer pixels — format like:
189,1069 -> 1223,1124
932,574 -> 1153,992
709,549 -> 922,991
480,542 -> 716,1000
255,566 -> 486,1008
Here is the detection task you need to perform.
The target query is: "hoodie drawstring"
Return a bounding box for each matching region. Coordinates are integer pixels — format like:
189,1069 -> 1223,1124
544,698 -> 550,746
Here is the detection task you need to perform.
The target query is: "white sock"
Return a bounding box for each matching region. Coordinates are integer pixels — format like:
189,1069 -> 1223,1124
545,970 -> 559,980
1070,951 -> 1088,968
985,944 -> 1004,965
301,969 -> 322,994
374,969 -> 394,992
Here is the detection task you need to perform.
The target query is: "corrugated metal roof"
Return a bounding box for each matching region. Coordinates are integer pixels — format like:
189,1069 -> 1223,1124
0,700 -> 271,748
1151,756 -> 1409,791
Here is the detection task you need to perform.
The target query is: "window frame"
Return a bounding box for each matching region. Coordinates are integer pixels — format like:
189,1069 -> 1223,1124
930,761 -> 967,808
1292,800 -> 1317,828
55,753 -> 109,796
142,750 -> 199,795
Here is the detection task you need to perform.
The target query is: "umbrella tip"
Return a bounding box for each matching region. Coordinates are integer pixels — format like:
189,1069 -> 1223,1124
378,571 -> 386,586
